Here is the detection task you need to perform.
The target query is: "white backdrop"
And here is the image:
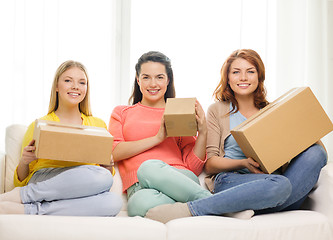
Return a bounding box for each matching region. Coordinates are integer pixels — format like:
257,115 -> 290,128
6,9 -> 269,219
0,0 -> 332,156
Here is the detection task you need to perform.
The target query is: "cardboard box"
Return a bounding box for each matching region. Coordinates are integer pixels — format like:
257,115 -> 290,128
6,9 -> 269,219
164,98 -> 198,137
231,87 -> 333,174
33,119 -> 114,165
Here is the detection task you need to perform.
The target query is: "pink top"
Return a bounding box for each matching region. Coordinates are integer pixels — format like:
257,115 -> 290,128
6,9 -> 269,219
109,103 -> 206,192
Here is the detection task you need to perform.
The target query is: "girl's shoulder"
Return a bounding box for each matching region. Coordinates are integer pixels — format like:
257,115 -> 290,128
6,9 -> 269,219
40,112 -> 59,121
207,101 -> 230,114
112,104 -> 143,117
82,115 -> 107,129
27,113 -> 58,129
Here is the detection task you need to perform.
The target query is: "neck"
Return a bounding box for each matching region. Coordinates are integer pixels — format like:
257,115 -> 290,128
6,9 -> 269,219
235,94 -> 259,118
54,105 -> 82,124
140,99 -> 166,108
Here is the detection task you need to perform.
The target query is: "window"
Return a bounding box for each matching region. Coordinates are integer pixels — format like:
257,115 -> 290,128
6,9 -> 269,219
130,0 -> 277,110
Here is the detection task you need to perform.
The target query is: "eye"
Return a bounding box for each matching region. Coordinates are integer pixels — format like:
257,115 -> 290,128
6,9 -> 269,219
248,70 -> 255,74
64,79 -> 71,82
232,71 -> 239,74
80,81 -> 86,85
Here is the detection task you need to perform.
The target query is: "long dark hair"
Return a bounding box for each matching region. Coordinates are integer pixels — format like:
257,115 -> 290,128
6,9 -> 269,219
129,51 -> 176,105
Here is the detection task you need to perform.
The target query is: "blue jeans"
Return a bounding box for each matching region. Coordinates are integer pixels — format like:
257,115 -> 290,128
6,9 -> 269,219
188,144 -> 327,216
127,160 -> 212,217
21,165 -> 122,216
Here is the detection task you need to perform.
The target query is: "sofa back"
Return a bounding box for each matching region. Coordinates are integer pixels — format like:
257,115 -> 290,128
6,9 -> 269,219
5,124 -> 27,192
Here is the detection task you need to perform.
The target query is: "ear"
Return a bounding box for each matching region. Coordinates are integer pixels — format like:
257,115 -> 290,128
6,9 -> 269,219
136,76 -> 140,86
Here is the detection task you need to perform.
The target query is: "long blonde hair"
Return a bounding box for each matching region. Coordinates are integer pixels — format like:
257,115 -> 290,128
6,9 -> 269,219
48,60 -> 92,116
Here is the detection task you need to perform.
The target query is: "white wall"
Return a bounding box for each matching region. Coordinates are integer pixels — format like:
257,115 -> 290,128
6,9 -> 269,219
1,0 -> 332,157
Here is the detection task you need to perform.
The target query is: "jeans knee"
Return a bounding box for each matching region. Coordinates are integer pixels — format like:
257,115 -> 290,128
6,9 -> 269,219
265,175 -> 292,206
127,189 -> 155,217
137,160 -> 165,186
137,160 -> 164,176
87,166 -> 113,191
309,144 -> 328,168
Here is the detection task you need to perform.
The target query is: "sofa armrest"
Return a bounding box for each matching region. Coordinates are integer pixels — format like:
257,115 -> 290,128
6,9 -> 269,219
0,151 -> 5,194
306,161 -> 333,227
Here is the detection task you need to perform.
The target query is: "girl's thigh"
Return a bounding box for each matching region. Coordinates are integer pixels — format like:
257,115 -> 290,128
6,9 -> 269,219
214,172 -> 278,193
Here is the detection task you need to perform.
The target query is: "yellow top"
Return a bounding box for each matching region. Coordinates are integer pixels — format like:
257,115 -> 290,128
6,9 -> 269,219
14,112 -> 115,187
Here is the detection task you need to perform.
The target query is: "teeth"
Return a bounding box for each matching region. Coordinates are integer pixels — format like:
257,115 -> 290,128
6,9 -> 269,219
238,84 -> 249,87
68,93 -> 79,96
148,90 -> 158,93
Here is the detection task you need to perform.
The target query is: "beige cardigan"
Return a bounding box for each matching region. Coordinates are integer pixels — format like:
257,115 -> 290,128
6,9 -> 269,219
205,101 -> 231,191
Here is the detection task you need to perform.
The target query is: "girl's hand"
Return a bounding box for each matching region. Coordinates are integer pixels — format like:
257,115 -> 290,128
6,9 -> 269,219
155,116 -> 167,143
195,100 -> 207,135
20,140 -> 37,165
242,157 -> 263,174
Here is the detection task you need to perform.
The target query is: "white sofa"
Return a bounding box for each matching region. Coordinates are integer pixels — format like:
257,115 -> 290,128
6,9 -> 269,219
0,124 -> 333,240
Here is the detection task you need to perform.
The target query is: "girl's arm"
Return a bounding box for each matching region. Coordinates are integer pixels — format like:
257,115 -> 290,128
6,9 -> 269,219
192,100 -> 207,161
112,117 -> 167,162
205,156 -> 263,175
16,139 -> 37,181
204,102 -> 262,175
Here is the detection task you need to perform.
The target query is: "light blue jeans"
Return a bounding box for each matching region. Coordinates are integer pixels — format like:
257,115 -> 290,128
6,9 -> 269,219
188,144 -> 327,216
127,160 -> 212,217
21,165 -> 122,216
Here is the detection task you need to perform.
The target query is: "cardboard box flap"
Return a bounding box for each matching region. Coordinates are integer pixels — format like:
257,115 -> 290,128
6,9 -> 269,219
35,119 -> 111,137
232,87 -> 307,131
164,98 -> 196,115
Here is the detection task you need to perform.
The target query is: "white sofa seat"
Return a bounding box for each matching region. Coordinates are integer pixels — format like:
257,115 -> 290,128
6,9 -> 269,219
0,124 -> 332,240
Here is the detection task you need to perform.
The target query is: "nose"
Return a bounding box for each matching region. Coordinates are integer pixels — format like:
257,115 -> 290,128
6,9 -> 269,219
72,81 -> 79,89
240,71 -> 247,81
149,78 -> 158,87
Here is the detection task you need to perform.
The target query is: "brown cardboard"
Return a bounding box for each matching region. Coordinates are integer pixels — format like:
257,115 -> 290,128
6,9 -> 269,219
231,87 -> 333,174
33,119 -> 113,165
164,98 -> 198,137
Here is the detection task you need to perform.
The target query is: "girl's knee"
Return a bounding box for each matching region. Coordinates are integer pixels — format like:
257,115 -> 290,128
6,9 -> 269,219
310,144 -> 328,167
297,144 -> 328,169
137,160 -> 165,177
127,188 -> 171,217
86,166 -> 114,191
137,160 -> 166,186
265,175 -> 292,205
127,189 -> 153,217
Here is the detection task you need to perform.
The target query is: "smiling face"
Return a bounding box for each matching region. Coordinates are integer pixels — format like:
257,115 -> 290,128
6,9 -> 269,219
228,58 -> 259,99
137,61 -> 169,107
56,67 -> 87,109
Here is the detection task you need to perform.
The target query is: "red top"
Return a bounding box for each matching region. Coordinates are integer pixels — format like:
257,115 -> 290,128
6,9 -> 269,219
109,103 -> 206,192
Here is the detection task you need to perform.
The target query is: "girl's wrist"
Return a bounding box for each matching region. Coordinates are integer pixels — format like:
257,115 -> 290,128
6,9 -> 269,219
197,127 -> 207,136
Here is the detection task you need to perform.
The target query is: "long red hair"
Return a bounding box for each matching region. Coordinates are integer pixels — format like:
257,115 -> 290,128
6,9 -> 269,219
213,49 -> 269,114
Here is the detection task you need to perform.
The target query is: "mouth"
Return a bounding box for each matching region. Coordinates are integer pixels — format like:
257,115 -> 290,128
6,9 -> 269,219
147,89 -> 160,95
237,83 -> 250,88
68,92 -> 81,96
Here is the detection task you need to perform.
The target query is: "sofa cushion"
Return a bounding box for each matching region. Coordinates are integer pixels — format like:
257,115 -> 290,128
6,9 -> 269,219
166,211 -> 333,240
5,124 -> 27,192
0,214 -> 167,240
